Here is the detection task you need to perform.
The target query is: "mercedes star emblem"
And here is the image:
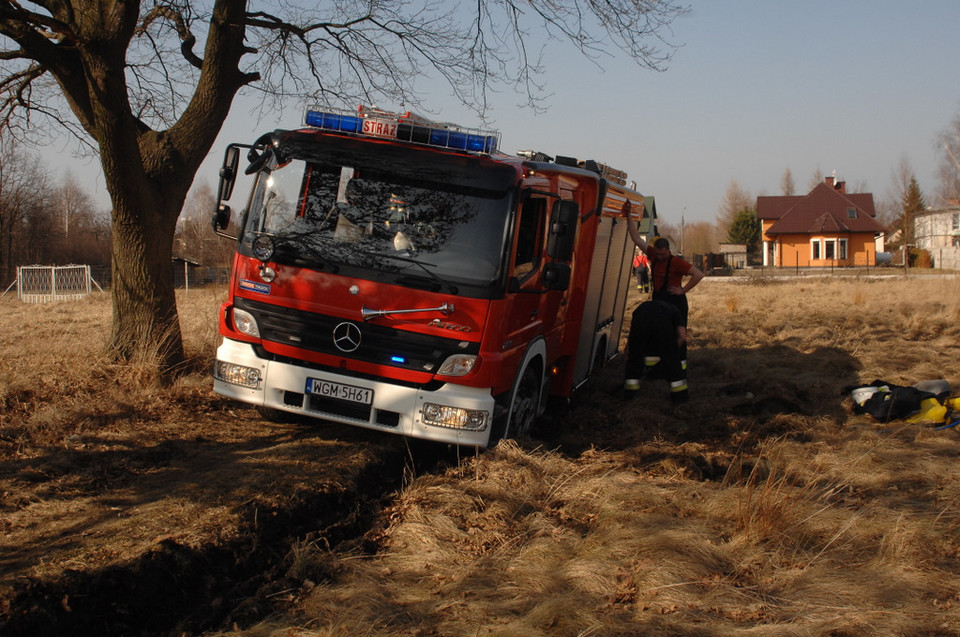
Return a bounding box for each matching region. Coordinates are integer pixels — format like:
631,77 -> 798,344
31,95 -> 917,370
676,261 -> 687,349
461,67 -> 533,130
333,322 -> 362,352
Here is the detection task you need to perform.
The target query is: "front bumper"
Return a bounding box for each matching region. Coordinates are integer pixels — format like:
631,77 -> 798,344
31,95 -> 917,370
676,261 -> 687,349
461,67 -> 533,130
213,338 -> 495,447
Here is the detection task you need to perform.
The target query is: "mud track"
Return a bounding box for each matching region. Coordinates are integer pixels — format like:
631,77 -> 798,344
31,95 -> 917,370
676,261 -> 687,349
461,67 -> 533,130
0,404 -> 455,637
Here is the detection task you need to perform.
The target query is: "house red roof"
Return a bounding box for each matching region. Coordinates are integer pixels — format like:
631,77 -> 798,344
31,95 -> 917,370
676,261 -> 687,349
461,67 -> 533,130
758,182 -> 882,235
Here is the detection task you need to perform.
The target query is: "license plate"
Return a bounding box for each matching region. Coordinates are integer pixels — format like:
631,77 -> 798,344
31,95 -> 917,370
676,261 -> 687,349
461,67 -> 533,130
306,378 -> 373,405
362,117 -> 398,138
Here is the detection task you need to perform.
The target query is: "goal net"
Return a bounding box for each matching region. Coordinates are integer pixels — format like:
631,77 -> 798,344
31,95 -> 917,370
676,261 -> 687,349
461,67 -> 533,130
14,264 -> 100,303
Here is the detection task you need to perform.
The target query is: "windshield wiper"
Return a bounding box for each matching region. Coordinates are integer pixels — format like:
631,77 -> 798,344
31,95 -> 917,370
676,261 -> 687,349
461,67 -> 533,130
272,241 -> 338,273
359,250 -> 459,295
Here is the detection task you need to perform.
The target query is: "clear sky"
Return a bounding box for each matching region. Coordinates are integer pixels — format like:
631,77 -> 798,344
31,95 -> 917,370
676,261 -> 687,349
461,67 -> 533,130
45,1 -> 960,228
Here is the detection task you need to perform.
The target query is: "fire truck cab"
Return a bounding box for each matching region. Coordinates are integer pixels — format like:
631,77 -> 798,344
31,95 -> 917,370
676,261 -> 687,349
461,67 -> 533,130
211,107 -> 653,448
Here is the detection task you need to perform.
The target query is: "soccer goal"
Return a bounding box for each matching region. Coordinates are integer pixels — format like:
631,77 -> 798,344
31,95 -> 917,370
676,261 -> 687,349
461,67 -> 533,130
10,264 -> 103,303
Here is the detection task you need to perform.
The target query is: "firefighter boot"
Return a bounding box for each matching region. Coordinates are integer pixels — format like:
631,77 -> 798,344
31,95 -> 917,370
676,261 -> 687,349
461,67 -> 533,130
623,377 -> 643,399
670,380 -> 689,404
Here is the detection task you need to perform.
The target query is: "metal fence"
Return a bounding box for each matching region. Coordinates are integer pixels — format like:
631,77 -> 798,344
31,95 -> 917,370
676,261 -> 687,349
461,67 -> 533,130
10,264 -> 103,303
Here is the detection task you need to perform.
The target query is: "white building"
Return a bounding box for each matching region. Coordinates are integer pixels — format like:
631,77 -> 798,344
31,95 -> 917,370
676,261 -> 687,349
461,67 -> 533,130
914,204 -> 960,271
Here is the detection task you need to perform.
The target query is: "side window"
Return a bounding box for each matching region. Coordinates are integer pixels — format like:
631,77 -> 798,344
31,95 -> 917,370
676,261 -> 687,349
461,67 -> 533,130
514,197 -> 546,279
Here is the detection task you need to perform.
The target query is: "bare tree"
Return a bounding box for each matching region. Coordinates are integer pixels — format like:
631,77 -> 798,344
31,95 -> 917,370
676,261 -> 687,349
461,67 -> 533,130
937,106 -> 960,205
0,139 -> 48,283
0,1 -> 687,374
716,179 -> 752,239
50,174 -> 110,265
175,181 -> 233,267
879,154 -> 915,236
845,179 -> 868,194
680,221 -> 717,256
54,173 -> 86,238
807,168 -> 824,192
780,168 -> 795,196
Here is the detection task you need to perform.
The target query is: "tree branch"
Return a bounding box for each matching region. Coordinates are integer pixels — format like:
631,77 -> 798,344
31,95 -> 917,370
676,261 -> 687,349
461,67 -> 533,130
137,5 -> 203,70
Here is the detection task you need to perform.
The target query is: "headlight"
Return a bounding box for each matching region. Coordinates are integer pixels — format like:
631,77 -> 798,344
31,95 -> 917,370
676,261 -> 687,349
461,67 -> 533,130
214,360 -> 262,389
437,354 -> 477,376
422,403 -> 488,431
232,308 -> 260,337
251,234 -> 275,261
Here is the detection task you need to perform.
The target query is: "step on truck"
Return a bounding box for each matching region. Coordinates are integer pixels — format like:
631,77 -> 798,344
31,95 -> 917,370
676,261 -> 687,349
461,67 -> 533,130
211,106 -> 655,448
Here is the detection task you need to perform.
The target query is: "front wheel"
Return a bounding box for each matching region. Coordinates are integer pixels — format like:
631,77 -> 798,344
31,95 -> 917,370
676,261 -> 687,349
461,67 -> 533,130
490,363 -> 541,444
508,365 -> 541,438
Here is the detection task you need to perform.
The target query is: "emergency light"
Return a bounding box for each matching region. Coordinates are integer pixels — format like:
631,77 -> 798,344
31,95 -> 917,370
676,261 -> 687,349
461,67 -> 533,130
305,107 -> 499,154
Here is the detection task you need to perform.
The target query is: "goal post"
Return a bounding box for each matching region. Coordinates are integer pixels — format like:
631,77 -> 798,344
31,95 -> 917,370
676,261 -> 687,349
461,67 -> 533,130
13,264 -> 102,303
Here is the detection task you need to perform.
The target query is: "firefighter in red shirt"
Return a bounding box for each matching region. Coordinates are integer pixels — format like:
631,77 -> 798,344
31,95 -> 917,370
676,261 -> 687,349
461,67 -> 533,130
632,249 -> 650,292
627,226 -> 703,329
626,215 -> 703,390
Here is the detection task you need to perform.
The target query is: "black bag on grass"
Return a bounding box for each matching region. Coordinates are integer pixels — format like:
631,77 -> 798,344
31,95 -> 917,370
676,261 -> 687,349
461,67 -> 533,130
851,379 -> 937,423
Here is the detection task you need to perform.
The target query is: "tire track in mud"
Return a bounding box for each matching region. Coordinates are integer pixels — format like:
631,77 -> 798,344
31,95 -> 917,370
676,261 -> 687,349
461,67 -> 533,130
1,432 -> 451,637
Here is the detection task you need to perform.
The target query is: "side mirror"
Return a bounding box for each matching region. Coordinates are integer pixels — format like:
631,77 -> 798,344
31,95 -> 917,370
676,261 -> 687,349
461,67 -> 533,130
546,200 -> 579,262
218,145 -> 241,201
542,262 -> 571,291
212,204 -> 232,233
244,132 -> 276,175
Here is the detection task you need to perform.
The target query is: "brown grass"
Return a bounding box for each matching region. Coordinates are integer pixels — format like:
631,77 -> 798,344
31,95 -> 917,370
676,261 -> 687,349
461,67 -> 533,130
277,275 -> 960,637
0,287 -> 223,446
4,274 -> 960,636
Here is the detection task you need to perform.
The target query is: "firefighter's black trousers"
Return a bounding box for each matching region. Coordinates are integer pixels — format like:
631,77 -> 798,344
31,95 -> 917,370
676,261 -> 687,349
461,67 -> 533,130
625,301 -> 688,402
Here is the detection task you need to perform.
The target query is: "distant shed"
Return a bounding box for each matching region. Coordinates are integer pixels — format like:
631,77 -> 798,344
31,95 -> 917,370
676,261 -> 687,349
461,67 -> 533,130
718,243 -> 748,269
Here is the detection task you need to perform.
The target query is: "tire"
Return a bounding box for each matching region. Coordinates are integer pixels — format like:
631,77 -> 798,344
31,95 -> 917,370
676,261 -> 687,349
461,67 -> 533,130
505,364 -> 541,439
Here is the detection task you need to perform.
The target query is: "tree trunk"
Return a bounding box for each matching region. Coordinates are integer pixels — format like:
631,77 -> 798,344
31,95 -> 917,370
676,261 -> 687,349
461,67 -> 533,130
108,195 -> 184,374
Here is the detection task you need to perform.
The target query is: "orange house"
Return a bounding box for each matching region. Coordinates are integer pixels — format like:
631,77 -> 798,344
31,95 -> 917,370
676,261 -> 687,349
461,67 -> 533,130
757,176 -> 884,268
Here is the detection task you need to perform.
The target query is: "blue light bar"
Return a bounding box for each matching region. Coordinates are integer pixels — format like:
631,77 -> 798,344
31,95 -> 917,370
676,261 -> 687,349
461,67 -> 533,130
391,355 -> 407,364
304,108 -> 498,154
429,129 -> 498,153
305,110 -> 362,133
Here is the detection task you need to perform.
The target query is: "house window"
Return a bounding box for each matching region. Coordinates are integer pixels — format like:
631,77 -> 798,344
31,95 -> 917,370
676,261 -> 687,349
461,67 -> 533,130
847,208 -> 857,219
953,213 -> 960,248
815,238 -> 847,261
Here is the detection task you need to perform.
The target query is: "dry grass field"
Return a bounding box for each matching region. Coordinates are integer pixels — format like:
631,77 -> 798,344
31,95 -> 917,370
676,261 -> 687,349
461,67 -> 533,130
3,273 -> 960,636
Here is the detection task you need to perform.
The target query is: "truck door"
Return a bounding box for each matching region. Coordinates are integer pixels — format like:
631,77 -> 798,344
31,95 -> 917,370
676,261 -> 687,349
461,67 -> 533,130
501,195 -> 550,359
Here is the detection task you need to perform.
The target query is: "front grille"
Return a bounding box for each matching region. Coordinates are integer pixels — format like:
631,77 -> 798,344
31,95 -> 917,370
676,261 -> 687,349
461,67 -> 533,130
236,297 -> 478,375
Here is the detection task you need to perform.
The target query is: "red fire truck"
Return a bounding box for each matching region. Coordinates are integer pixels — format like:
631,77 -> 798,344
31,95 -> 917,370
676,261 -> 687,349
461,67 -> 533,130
211,106 -> 654,448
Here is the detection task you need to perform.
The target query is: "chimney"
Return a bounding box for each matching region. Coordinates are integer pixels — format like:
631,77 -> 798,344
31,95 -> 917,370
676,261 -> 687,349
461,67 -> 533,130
824,175 -> 846,193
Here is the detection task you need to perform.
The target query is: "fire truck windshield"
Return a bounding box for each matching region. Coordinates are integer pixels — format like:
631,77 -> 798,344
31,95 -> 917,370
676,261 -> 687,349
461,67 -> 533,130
241,154 -> 514,291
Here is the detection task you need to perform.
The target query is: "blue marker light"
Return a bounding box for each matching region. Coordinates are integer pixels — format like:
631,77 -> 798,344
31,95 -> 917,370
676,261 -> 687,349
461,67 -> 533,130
391,356 -> 407,364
